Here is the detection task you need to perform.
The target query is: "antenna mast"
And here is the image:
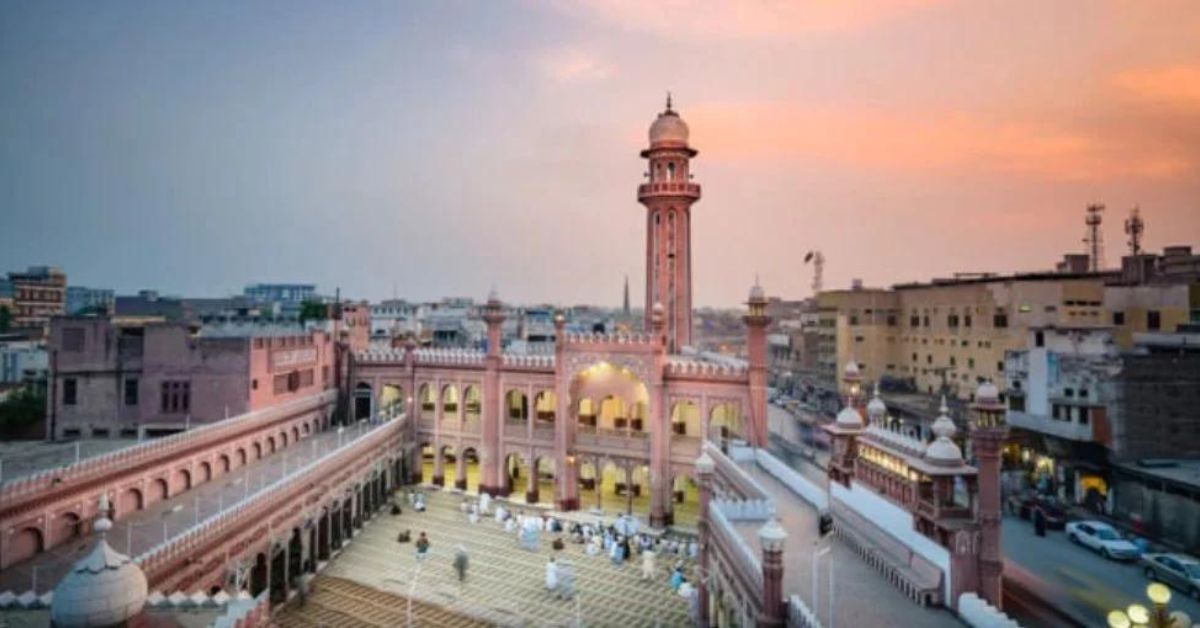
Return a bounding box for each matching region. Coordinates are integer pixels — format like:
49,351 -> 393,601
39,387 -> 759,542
804,250 -> 824,295
1083,204 -> 1105,272
1124,206 -> 1144,256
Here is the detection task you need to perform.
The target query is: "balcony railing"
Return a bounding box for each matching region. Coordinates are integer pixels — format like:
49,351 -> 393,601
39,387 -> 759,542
637,182 -> 701,199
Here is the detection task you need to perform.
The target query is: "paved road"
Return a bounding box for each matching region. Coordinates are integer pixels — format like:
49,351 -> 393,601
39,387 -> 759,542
0,420 -> 381,593
733,461 -> 960,628
1002,516 -> 1200,625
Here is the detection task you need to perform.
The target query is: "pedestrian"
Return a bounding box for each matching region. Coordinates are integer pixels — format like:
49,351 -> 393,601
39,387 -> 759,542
545,556 -> 559,593
641,547 -> 657,580
1033,508 -> 1046,537
669,564 -> 684,590
453,544 -> 469,582
416,531 -> 431,559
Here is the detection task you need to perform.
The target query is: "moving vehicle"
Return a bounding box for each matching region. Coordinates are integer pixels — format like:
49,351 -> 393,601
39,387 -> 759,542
1141,553 -> 1200,600
1065,520 -> 1140,560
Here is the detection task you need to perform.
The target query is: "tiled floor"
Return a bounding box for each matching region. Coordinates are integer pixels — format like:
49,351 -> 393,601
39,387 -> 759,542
293,489 -> 695,627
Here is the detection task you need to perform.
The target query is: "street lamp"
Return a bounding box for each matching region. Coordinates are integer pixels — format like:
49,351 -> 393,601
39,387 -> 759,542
1107,583 -> 1193,628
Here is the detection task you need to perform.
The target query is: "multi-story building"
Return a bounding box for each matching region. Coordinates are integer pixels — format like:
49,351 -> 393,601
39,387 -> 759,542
6,266 -> 67,330
243,283 -> 316,305
46,317 -> 336,440
0,337 -> 48,385
65,286 -> 114,315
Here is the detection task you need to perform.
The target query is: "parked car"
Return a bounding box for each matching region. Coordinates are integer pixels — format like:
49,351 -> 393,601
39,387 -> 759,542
1141,553 -> 1200,600
1011,492 -> 1068,530
1065,520 -> 1141,560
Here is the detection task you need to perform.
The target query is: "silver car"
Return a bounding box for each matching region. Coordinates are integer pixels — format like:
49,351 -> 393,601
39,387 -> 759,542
1141,553 -> 1200,600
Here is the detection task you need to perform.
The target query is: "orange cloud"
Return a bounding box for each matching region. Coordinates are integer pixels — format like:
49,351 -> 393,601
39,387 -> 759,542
1112,65 -> 1200,111
682,102 -> 1194,181
563,0 -> 939,39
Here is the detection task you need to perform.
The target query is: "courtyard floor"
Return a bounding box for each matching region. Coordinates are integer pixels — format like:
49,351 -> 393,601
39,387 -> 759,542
290,488 -> 694,627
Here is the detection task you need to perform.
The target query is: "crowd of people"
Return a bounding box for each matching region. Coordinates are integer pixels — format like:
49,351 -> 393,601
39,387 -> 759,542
390,488 -> 702,620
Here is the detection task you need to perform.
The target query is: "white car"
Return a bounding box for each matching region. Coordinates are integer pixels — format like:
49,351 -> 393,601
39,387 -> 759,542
1065,520 -> 1140,561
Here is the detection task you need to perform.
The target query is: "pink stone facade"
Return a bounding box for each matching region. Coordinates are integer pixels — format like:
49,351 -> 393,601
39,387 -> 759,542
46,317 -> 335,439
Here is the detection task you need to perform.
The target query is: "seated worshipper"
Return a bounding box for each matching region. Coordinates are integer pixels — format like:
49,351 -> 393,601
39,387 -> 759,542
460,499 -> 470,514
397,529 -> 412,543
416,532 -> 431,560
391,501 -> 403,516
521,516 -> 542,551
678,577 -> 695,600
586,536 -> 600,556
505,515 -> 518,534
669,563 -> 684,590
468,504 -> 480,525
478,492 -> 491,516
494,503 -> 508,523
552,536 -> 565,551
688,539 -> 699,559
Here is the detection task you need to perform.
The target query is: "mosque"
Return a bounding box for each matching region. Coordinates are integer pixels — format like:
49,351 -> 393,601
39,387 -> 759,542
350,98 -> 771,527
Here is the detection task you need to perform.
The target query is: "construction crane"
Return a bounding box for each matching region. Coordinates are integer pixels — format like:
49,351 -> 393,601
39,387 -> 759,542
1083,204 -> 1105,272
803,250 -> 824,295
1125,205 -> 1145,256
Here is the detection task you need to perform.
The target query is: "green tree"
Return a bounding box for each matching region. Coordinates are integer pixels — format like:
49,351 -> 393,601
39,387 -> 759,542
0,386 -> 46,437
298,300 -> 328,324
0,305 -> 11,333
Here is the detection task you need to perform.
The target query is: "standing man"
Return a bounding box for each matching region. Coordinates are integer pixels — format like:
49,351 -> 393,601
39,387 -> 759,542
453,545 -> 469,582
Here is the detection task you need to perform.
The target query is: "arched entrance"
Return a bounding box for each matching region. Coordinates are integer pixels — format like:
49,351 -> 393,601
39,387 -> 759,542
438,445 -> 456,486
417,384 -> 435,420
502,453 -> 525,497
710,402 -> 744,445
529,456 -> 556,505
354,382 -> 373,421
459,447 -> 480,492
420,444 -> 435,485
441,385 -> 459,423
504,390 -> 528,425
534,391 -> 557,424
463,386 -> 482,429
569,362 -> 649,437
672,400 -> 701,437
379,384 -> 404,419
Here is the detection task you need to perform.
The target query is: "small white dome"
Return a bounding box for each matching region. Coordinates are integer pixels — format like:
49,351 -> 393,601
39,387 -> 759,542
843,360 -> 860,378
931,396 -> 957,439
836,405 -> 863,428
649,110 -> 689,147
867,394 -> 887,422
52,504 -> 148,628
924,438 -> 964,465
487,287 -> 500,303
975,381 -> 1000,404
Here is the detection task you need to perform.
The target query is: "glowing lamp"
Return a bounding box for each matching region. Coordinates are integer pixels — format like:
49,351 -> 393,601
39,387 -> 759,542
1126,604 -> 1150,624
1147,582 -> 1171,605
1106,610 -> 1131,628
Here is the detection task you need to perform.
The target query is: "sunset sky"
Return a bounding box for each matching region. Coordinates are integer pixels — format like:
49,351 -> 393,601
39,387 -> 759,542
2,1 -> 1198,307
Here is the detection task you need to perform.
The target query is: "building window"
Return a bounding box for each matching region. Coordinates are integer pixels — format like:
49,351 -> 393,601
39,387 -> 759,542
1064,387 -> 1074,398
1078,407 -> 1090,425
1147,310 -> 1161,330
1035,331 -> 1045,347
251,379 -> 258,390
124,378 -> 138,406
63,378 -> 77,405
1112,311 -> 1125,325
964,314 -> 972,328
968,358 -> 975,369
994,310 -> 1008,328
160,381 -> 190,413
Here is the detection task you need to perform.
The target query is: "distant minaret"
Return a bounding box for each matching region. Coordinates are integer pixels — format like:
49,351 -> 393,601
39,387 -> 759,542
623,275 -> 631,317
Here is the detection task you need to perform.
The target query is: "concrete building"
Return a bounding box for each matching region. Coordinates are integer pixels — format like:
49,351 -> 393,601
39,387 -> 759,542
243,283 -> 316,305
46,317 -> 336,440
6,266 -> 67,331
64,286 -> 114,315
0,337 -> 48,385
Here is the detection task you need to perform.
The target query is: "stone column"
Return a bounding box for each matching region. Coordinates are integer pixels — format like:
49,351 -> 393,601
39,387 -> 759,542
432,380 -> 445,487
526,454 -> 539,504
757,519 -> 787,627
455,452 -> 468,490
649,306 -> 670,527
695,451 -> 715,628
552,312 -> 579,511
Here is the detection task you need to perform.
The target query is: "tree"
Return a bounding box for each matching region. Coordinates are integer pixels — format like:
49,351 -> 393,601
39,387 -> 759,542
0,386 -> 46,437
0,305 -> 11,333
298,300 -> 329,324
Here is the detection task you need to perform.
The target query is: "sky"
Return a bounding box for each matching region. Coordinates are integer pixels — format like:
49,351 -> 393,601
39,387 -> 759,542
2,1 -> 1198,308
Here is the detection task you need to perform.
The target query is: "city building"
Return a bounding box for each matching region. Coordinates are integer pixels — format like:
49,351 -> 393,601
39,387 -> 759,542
0,336 -> 48,385
46,317 -> 336,439
64,286 -> 114,315
243,283 -> 317,305
113,290 -> 187,322
6,266 -> 66,331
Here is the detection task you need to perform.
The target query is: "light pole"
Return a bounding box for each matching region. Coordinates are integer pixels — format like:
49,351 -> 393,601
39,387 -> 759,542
220,478 -> 244,511
1107,583 -> 1193,628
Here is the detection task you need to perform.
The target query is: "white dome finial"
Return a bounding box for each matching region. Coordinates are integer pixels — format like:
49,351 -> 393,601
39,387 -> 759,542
866,384 -> 887,422
52,494 -> 148,627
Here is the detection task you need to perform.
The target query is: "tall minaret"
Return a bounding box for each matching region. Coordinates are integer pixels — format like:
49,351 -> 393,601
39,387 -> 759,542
640,94 -> 700,352
623,274 -> 631,317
